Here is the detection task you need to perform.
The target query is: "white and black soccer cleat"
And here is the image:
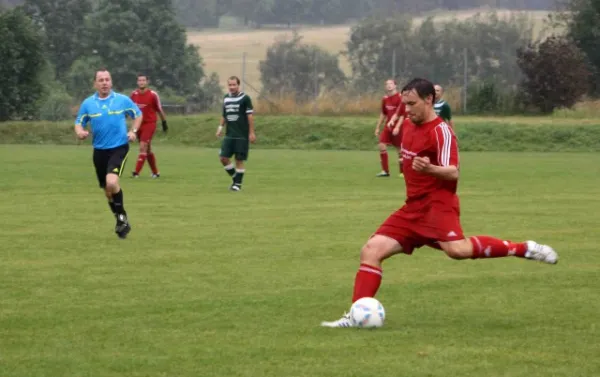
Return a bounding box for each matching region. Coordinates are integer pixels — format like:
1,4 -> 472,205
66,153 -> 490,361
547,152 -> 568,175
525,241 -> 558,264
320,312 -> 354,328
115,214 -> 131,239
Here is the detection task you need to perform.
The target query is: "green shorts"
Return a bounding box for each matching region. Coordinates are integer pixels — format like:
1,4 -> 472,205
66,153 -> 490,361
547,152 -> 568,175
220,137 -> 249,161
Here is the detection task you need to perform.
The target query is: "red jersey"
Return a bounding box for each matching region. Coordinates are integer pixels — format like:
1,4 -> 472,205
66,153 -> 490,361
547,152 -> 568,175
381,93 -> 406,124
130,89 -> 163,123
400,116 -> 459,202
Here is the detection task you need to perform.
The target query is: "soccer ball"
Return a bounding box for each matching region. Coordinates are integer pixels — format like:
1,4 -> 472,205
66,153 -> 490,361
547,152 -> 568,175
350,297 -> 385,328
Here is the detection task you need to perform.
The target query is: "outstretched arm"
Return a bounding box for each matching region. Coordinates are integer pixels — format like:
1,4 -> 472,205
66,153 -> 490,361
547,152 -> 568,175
412,123 -> 459,180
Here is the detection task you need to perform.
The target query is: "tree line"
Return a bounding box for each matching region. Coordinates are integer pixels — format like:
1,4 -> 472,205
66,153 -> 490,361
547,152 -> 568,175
1,0 -> 598,120
0,0 -> 222,122
258,3 -> 597,115
2,0 -> 556,29
173,0 -> 556,29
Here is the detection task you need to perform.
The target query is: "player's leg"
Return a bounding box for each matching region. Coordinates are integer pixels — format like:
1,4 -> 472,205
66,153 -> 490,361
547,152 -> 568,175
93,149 -> 116,216
105,145 -> 131,239
321,209 -> 418,328
426,202 -> 558,263
377,129 -> 391,177
438,237 -> 558,263
145,123 -> 160,177
320,235 -> 403,328
219,138 -> 236,180
396,147 -> 403,176
133,125 -> 149,177
231,139 -> 249,191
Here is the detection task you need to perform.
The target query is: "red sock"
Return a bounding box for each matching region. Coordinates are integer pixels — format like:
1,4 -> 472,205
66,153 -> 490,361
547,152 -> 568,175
135,153 -> 147,174
470,236 -> 527,259
380,151 -> 389,173
352,263 -> 383,303
147,152 -> 159,174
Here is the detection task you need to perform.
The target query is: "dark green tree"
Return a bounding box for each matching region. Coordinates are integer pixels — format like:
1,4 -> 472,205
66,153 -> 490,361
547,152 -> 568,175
346,12 -> 533,92
517,36 -> 590,113
0,7 -> 46,121
23,0 -> 93,79
80,0 -> 206,96
564,0 -> 600,94
259,32 -> 346,101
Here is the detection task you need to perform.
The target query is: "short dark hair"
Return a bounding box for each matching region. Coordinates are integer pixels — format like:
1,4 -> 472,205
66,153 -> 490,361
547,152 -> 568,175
94,68 -> 110,81
401,78 -> 436,103
137,73 -> 148,79
228,75 -> 240,85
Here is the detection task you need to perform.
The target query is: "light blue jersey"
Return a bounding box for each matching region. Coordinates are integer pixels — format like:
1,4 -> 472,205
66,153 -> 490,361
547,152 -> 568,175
75,91 -> 142,150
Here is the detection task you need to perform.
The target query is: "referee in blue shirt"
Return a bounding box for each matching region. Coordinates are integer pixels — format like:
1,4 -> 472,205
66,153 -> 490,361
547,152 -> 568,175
75,69 -> 142,239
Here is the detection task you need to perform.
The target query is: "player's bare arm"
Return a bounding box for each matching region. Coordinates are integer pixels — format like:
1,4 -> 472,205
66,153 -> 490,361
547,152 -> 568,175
375,113 -> 386,136
375,112 -> 385,136
157,100 -> 168,132
387,101 -> 404,128
128,114 -> 142,142
248,113 -> 256,143
412,156 -> 459,180
74,124 -> 89,140
216,117 -> 225,137
157,107 -> 166,122
392,115 -> 404,136
387,113 -> 397,128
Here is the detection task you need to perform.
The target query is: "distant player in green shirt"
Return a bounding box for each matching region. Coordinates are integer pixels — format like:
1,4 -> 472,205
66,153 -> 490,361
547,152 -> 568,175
216,76 -> 256,191
434,85 -> 454,128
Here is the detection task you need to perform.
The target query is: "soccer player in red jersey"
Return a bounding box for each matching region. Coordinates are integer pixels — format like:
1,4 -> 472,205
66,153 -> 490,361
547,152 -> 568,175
321,78 -> 558,328
375,79 -> 406,177
130,74 -> 168,178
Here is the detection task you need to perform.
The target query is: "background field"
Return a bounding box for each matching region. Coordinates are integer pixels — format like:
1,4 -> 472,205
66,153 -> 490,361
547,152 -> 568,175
187,9 -> 552,92
1,144 -> 599,377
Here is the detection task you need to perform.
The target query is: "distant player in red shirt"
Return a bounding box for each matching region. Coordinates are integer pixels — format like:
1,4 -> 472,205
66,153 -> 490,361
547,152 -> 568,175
130,74 -> 168,178
321,78 -> 558,328
374,79 -> 406,177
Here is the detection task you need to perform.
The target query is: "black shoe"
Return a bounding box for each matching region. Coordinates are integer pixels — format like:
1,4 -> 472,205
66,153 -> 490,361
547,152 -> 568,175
229,183 -> 241,191
151,173 -> 160,179
115,214 -> 131,239
132,172 -> 139,178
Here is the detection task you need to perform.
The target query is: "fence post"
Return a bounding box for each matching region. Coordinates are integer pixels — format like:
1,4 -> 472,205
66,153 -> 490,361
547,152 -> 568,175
463,47 -> 468,114
392,49 -> 396,79
313,50 -> 318,115
241,52 -> 247,92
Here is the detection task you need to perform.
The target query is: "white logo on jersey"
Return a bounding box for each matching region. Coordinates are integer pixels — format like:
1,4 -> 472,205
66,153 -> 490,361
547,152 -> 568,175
400,148 -> 418,160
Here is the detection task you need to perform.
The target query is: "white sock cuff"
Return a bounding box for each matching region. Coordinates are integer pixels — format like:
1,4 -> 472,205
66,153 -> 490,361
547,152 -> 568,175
236,169 -> 245,173
224,163 -> 234,170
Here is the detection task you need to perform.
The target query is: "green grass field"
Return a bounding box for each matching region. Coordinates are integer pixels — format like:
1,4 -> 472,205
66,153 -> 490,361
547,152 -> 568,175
1,145 -> 599,377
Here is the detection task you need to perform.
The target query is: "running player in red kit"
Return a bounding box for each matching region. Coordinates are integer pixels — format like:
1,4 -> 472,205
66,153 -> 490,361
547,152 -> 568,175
375,79 -> 406,177
130,74 -> 168,178
321,78 -> 558,328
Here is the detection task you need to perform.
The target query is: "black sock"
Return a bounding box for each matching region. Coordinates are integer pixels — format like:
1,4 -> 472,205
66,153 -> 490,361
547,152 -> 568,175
112,189 -> 126,216
233,169 -> 245,186
224,163 -> 236,177
108,200 -> 117,215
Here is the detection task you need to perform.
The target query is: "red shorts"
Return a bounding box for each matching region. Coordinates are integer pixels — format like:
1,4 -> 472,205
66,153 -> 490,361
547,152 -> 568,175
137,122 -> 156,143
379,124 -> 401,147
374,195 -> 464,254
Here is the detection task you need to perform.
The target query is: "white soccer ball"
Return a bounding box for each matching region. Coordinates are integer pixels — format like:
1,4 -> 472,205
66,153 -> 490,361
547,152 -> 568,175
350,297 -> 385,328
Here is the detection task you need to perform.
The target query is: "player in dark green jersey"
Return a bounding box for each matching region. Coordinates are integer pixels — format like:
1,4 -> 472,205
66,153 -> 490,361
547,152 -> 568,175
434,85 -> 454,128
216,76 -> 256,191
